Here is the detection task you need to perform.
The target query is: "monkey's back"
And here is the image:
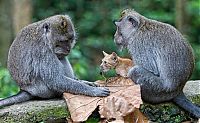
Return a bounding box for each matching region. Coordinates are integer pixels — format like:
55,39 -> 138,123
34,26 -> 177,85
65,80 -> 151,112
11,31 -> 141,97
7,22 -> 41,83
129,19 -> 194,87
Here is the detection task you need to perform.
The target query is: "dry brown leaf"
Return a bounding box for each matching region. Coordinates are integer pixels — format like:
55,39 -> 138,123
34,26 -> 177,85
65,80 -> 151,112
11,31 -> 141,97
99,109 -> 148,123
99,110 -> 148,123
96,76 -> 134,86
63,93 -> 102,122
98,85 -> 143,122
131,109 -> 149,123
63,77 -> 146,123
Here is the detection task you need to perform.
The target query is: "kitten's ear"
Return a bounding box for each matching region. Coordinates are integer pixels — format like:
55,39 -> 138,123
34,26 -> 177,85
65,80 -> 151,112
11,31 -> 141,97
112,52 -> 117,57
112,52 -> 118,60
103,51 -> 109,56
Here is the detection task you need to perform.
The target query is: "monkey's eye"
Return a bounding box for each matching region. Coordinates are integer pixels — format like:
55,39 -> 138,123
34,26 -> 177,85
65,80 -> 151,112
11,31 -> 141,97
127,16 -> 138,27
128,16 -> 134,22
61,21 -> 67,28
118,31 -> 122,36
104,61 -> 107,64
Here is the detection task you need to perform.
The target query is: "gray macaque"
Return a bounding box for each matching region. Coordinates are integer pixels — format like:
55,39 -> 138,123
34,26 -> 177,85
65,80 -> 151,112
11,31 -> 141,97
0,15 -> 109,107
114,9 -> 200,118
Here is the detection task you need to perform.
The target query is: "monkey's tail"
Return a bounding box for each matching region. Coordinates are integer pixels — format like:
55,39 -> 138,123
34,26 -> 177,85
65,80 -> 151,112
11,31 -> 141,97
0,90 -> 33,107
173,92 -> 200,118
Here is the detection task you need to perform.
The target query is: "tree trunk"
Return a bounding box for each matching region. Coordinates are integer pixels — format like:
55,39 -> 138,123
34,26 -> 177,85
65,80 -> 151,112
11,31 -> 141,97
12,0 -> 32,35
175,0 -> 187,34
0,0 -> 32,67
0,0 -> 13,67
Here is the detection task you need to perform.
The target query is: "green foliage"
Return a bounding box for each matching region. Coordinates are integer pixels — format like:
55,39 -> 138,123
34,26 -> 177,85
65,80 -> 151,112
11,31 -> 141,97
32,0 -> 200,81
85,117 -> 99,123
0,67 -> 19,98
1,0 -> 200,97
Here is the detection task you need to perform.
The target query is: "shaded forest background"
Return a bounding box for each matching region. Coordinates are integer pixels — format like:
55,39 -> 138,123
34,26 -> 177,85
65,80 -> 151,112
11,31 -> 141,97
0,0 -> 199,97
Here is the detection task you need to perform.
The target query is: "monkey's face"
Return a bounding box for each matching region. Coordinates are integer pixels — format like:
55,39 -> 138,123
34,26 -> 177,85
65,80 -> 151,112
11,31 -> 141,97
43,15 -> 76,58
114,9 -> 140,50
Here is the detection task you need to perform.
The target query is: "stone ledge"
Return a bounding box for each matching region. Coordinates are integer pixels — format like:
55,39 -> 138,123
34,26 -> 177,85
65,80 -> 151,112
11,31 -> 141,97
0,80 -> 199,122
0,99 -> 68,123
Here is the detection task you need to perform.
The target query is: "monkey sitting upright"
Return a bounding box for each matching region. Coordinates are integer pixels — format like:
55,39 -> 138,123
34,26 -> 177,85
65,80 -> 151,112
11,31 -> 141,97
114,9 -> 200,118
0,15 -> 109,107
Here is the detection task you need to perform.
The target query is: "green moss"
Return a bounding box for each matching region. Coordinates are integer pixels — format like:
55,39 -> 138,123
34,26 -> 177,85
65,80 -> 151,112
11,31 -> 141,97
190,94 -> 200,104
33,106 -> 69,122
0,105 -> 69,123
1,95 -> 199,123
140,103 -> 193,123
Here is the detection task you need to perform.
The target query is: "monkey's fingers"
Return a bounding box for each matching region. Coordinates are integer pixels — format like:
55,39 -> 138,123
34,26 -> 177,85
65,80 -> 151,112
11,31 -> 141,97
81,80 -> 99,87
93,87 -> 110,97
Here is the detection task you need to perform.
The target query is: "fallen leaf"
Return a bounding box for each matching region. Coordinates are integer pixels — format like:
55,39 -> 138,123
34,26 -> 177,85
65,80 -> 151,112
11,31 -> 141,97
131,109 -> 149,123
96,76 -> 134,87
63,77 -> 147,123
98,84 -> 144,122
63,93 -> 102,122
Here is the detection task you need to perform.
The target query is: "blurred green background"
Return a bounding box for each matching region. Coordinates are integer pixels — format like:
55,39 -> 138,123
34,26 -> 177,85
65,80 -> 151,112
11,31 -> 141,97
0,0 -> 199,98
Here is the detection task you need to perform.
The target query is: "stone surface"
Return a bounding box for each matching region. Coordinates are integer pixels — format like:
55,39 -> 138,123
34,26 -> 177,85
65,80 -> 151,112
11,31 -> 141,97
0,99 -> 68,123
0,80 -> 199,123
183,80 -> 200,97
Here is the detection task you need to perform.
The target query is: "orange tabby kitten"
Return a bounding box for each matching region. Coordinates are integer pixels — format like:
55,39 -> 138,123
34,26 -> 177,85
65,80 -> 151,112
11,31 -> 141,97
100,51 -> 133,77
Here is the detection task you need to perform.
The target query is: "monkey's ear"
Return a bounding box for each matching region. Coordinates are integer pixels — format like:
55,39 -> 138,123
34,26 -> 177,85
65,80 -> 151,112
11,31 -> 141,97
114,21 -> 120,26
103,51 -> 109,56
127,16 -> 139,27
43,22 -> 50,33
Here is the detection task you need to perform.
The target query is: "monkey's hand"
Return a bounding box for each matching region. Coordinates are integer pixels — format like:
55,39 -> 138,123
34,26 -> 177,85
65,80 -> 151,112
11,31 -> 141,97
79,80 -> 110,96
83,81 -> 99,87
127,65 -> 147,85
92,87 -> 110,97
128,65 -> 160,87
73,78 -> 99,87
79,80 -> 99,87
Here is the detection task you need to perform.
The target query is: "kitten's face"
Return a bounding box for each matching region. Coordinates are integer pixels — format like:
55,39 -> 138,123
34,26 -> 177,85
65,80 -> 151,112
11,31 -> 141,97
100,51 -> 118,73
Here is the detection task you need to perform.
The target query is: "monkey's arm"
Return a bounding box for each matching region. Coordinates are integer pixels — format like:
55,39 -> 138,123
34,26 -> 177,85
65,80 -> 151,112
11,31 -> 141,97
60,58 -> 75,79
128,65 -> 172,92
49,75 -> 109,97
61,58 -> 98,86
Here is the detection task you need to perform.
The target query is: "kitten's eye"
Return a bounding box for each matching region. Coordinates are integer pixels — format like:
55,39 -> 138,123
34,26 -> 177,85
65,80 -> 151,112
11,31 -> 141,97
113,57 -> 117,60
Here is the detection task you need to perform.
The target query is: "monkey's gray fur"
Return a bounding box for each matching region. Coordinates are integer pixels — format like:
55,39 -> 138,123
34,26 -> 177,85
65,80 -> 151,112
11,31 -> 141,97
0,15 -> 109,107
114,9 -> 200,118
